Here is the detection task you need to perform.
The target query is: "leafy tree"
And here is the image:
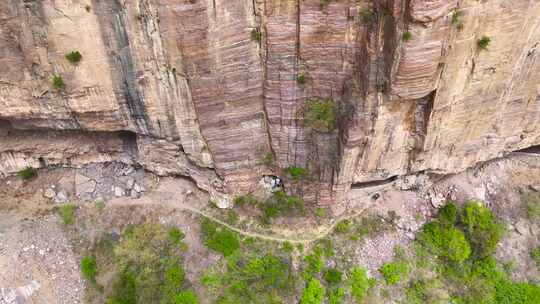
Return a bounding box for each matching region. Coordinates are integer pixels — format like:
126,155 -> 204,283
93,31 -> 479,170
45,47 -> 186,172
379,261 -> 408,285
300,279 -> 325,304
65,51 -> 82,63
350,267 -> 371,303
323,268 -> 342,285
201,219 -> 240,256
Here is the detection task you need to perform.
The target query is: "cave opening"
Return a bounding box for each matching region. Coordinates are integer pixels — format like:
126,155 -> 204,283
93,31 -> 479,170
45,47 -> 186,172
351,175 -> 398,189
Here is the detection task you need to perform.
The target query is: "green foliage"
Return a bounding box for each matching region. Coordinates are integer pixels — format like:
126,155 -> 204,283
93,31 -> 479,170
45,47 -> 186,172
52,75 -> 65,90
233,194 -> 259,207
303,99 -> 337,132
304,247 -> 324,279
477,36 -> 491,51
106,224 -> 196,304
301,279 -> 325,304
81,256 -> 97,282
226,210 -> 239,225
415,201 -> 540,303
282,241 -> 294,253
451,11 -> 461,24
95,199 -> 106,211
251,28 -> 262,42
522,192 -> 540,220
168,227 -> 185,245
461,201 -> 504,259
359,8 -> 373,23
260,190 -> 305,224
174,290 -> 199,304
283,166 -> 309,181
65,51 -> 82,63
201,219 -> 240,256
315,207 -> 327,219
379,261 -> 408,285
327,287 -> 345,304
59,204 -> 76,225
323,268 -> 342,285
350,267 -> 371,303
17,167 -> 37,180
335,220 -> 351,234
402,31 -> 412,42
531,246 -> 540,268
297,73 -> 306,85
204,250 -> 295,303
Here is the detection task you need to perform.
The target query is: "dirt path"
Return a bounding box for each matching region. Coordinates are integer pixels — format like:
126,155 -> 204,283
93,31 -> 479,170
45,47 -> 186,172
109,189 -> 371,244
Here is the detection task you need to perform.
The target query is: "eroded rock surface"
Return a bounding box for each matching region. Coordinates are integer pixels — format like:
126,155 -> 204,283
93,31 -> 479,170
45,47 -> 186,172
1,0 -> 540,205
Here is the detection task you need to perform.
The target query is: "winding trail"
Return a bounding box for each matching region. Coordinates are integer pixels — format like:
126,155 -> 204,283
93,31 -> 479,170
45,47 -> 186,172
109,190 -> 371,244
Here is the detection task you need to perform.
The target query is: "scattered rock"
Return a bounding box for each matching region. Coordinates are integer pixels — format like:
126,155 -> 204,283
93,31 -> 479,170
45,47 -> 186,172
53,190 -> 69,203
43,188 -> 55,199
114,186 -> 125,197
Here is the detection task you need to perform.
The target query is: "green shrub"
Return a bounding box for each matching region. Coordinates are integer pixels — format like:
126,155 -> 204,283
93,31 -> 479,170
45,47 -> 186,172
301,279 -> 325,304
304,247 -> 324,279
109,224 -> 191,303
323,268 -> 342,285
250,28 -> 261,42
328,287 -> 345,304
282,241 -> 294,253
522,192 -> 540,220
359,8 -> 373,23
315,207 -> 327,219
451,11 -> 461,24
65,51 -> 82,63
59,204 -> 76,225
335,220 -> 351,234
201,219 -> 239,256
461,201 -> 504,258
402,31 -> 412,42
168,227 -> 185,245
233,194 -> 259,207
379,261 -> 408,285
350,267 -> 371,303
174,290 -> 199,304
297,73 -> 306,85
52,75 -> 65,90
95,199 -> 105,211
477,36 -> 491,51
81,256 -> 97,282
283,166 -> 309,181
303,99 -> 336,132
531,246 -> 540,268
418,222 -> 471,263
17,167 -> 37,180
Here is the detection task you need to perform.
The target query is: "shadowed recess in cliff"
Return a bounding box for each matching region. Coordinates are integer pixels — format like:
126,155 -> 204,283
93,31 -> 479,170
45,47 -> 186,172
92,0 -> 151,135
514,145 -> 540,154
351,175 -> 398,189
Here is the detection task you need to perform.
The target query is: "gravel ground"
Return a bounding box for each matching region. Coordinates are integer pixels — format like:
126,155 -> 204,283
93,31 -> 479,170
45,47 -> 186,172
0,212 -> 84,304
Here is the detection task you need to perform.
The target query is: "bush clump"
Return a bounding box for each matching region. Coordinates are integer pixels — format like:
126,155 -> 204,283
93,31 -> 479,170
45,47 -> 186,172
81,256 -> 97,283
531,246 -> 540,269
300,278 -> 325,304
65,51 -> 82,63
107,224 -> 197,304
323,268 -> 342,285
402,31 -> 412,42
250,28 -> 262,42
58,204 -> 76,225
283,166 -> 309,181
379,261 -> 408,285
52,75 -> 65,90
350,267 -> 372,303
201,218 -> 240,256
260,190 -> 304,224
477,36 -> 491,51
416,201 -> 540,303
17,167 -> 37,180
303,99 -> 337,132
297,73 -> 306,85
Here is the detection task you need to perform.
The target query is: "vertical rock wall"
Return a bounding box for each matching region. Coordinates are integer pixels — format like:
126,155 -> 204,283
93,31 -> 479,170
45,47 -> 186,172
1,0 -> 540,205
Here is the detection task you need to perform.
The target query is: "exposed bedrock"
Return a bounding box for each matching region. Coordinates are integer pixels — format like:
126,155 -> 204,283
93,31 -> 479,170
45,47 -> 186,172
1,0 -> 540,205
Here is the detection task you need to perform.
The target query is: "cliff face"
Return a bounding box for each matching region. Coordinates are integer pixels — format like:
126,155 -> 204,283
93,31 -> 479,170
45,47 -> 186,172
1,0 -> 540,205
